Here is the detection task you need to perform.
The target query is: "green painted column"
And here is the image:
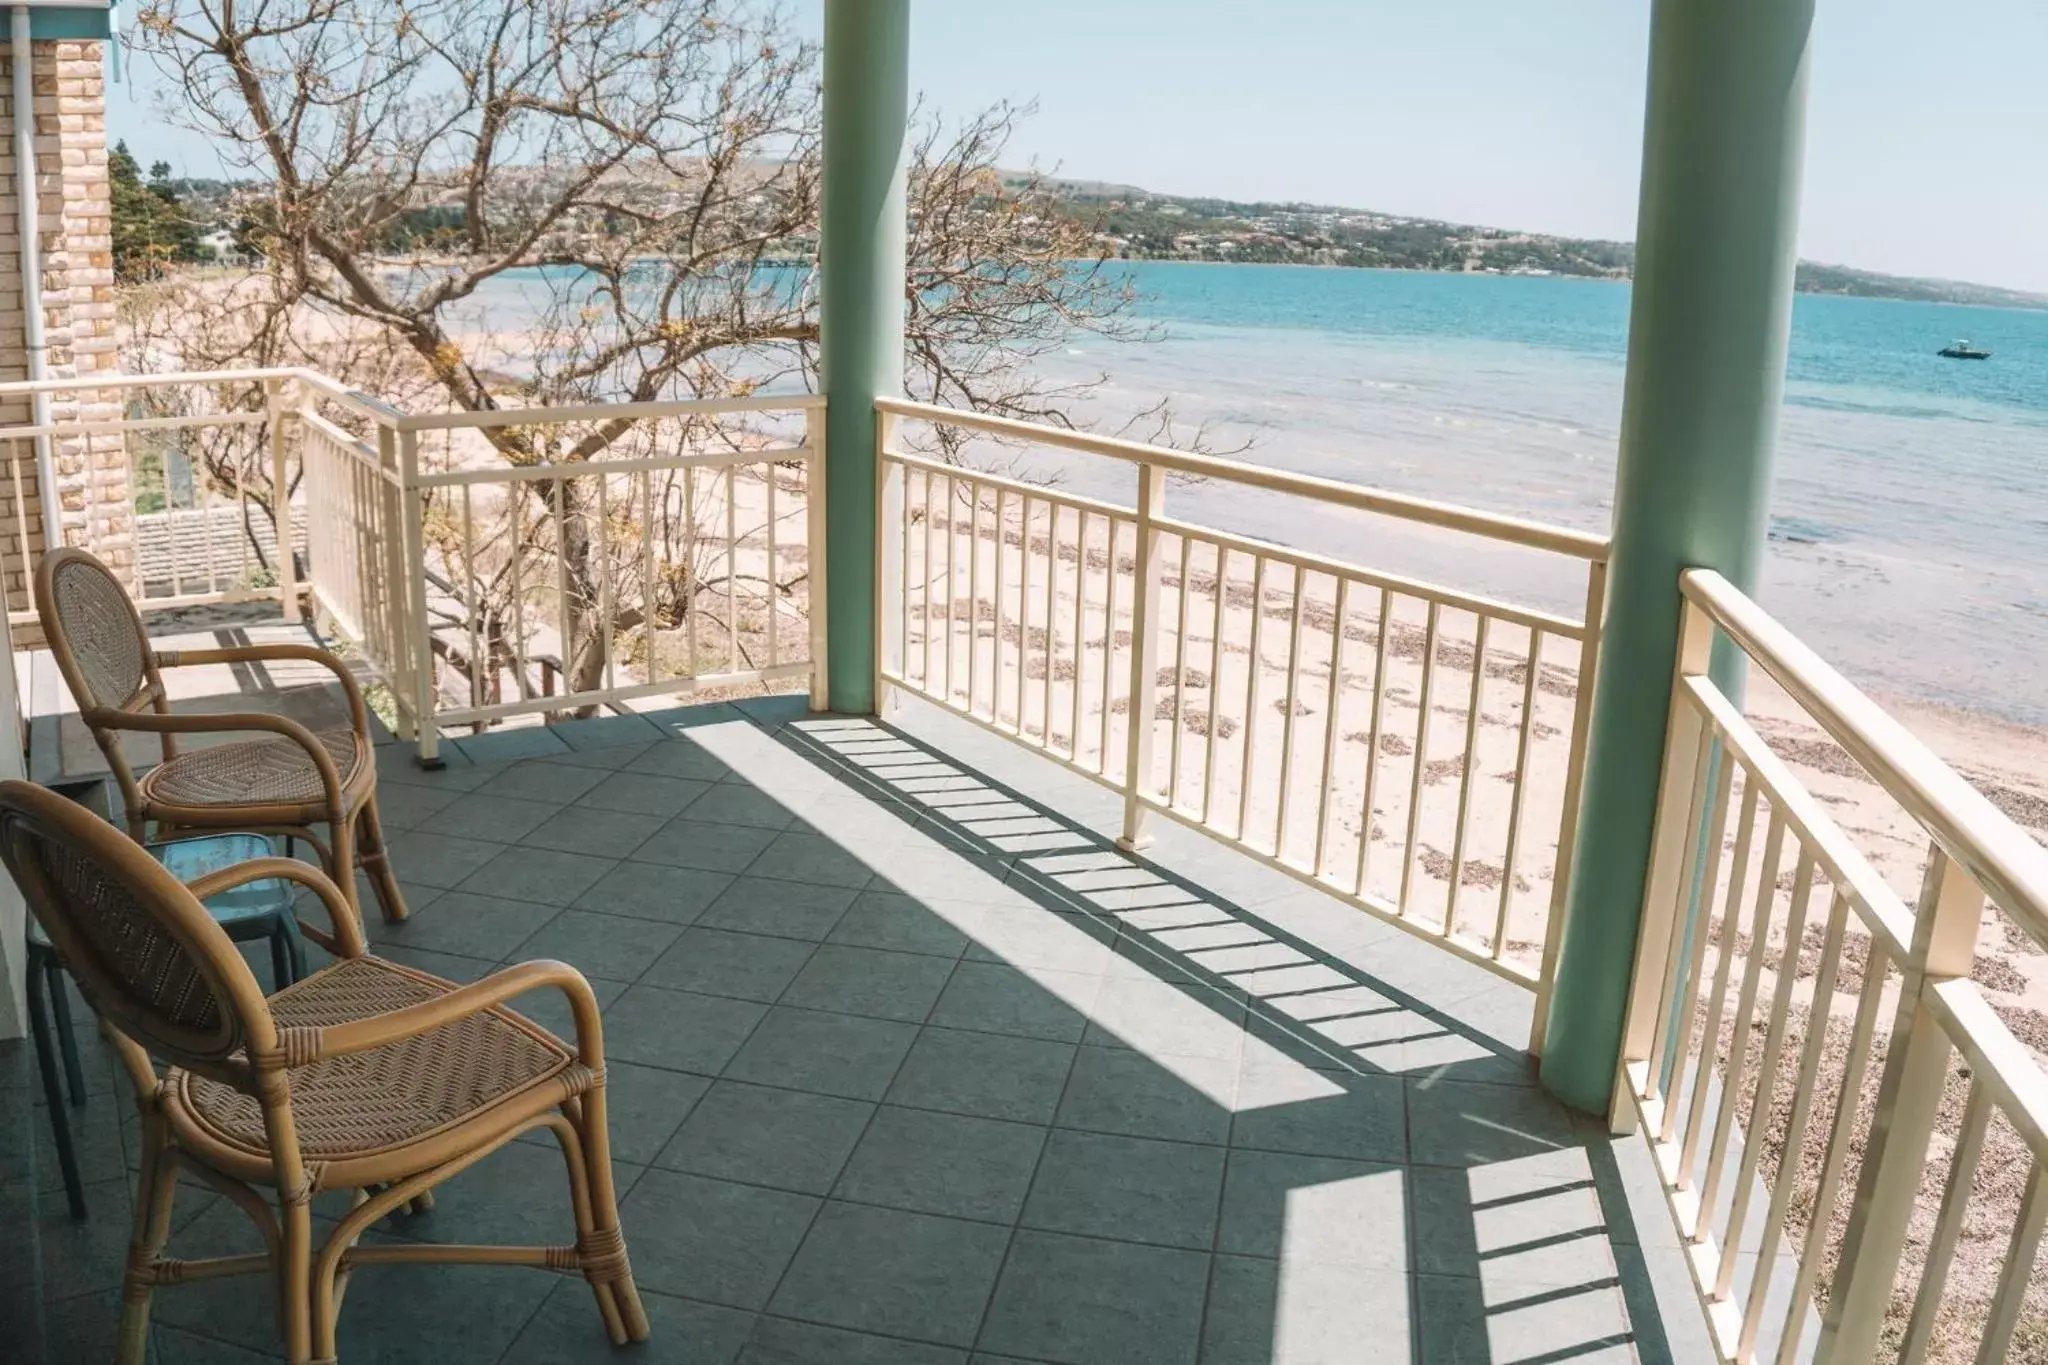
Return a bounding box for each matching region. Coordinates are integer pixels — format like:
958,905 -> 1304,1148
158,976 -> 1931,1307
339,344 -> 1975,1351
819,0 -> 910,714
1540,0 -> 1816,1114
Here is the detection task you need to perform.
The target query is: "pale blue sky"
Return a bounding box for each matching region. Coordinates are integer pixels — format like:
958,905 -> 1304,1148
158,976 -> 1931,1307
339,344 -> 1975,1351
112,0 -> 2048,291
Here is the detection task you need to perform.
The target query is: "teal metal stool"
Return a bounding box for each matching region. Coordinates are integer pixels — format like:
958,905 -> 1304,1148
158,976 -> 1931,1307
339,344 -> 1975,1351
28,832 -> 304,1219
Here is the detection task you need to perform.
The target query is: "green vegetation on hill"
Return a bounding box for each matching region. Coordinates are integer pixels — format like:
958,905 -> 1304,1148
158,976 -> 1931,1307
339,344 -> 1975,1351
1031,180 -> 2048,309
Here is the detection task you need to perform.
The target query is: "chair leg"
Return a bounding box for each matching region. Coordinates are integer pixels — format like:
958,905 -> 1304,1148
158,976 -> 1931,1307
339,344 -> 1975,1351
279,1196 -> 317,1365
26,960 -> 86,1220
115,1116 -> 179,1365
574,1084 -> 651,1344
45,956 -> 87,1106
354,795 -> 410,924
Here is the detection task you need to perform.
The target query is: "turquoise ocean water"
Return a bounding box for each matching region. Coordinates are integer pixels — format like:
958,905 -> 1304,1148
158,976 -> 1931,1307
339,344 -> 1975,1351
467,261 -> 2048,723
1033,263 -> 2048,725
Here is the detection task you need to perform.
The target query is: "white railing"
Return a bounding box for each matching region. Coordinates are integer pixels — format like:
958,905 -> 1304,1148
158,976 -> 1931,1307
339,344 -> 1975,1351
1617,568 -> 2048,1365
0,368 -> 827,760
874,397 -> 1610,1001
387,396 -> 826,757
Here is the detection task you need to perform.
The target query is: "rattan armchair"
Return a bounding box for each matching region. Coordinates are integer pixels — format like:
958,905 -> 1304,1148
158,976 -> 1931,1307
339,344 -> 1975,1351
34,547 -> 409,926
0,780 -> 650,1365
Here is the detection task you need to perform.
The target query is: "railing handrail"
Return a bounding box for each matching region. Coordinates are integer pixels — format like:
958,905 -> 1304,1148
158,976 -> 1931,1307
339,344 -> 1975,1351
877,395 -> 1613,562
1681,566 -> 2048,947
390,392 -> 824,434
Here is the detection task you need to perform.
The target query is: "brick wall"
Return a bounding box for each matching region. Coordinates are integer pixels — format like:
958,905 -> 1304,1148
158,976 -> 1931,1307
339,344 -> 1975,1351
0,38 -> 127,645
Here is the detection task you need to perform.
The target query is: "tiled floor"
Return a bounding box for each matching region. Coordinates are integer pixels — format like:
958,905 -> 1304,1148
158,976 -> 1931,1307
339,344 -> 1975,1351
1,693 -> 1720,1364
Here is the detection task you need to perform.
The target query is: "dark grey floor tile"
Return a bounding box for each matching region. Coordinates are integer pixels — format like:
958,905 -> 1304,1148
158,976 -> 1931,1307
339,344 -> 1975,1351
576,861 -> 735,924
656,1081 -> 875,1194
371,781 -> 460,831
644,927 -> 820,1001
1228,1069 -> 1407,1163
739,1316 -> 968,1365
1020,1129 -> 1224,1250
620,1169 -> 820,1309
768,1201 -> 1010,1347
1216,1149 -> 1406,1267
525,804 -> 672,859
744,830 -> 879,889
368,889 -> 561,960
977,1229 -> 1209,1365
501,973 -> 624,1043
334,1259 -> 558,1362
457,845 -> 617,907
510,908 -> 683,983
781,945 -> 957,1023
378,742 -> 488,789
584,1062 -> 712,1166
1413,1272 -> 1634,1364
35,1176 -> 136,1300
722,1008 -> 918,1101
474,759 -> 606,804
886,1028 -> 1077,1125
698,877 -> 860,942
834,1106 -> 1045,1223
553,712 -> 666,751
1409,1159 -> 1619,1288
603,985 -> 770,1075
153,1324 -> 284,1364
577,771 -> 715,818
403,1137 -> 599,1247
41,1287 -> 125,1365
632,817 -> 783,873
382,830 -> 507,888
627,740 -> 737,783
503,1278 -> 756,1365
1053,1046 -> 1233,1145
827,890 -> 975,958
686,784 -> 801,831
373,943 -> 498,983
1405,1078 -> 1576,1168
926,962 -> 1098,1043
535,740 -> 656,771
1201,1253 -> 1412,1365
416,791 -> 559,844
458,726 -> 573,764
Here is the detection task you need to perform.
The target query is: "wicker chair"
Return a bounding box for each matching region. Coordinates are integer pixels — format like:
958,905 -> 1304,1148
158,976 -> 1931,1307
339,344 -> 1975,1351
34,547 -> 409,927
0,780 -> 650,1364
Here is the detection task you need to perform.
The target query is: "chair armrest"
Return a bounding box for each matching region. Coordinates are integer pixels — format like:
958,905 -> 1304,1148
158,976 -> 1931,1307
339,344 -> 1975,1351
157,643 -> 373,741
305,960 -> 606,1070
184,855 -> 367,961
89,708 -> 348,812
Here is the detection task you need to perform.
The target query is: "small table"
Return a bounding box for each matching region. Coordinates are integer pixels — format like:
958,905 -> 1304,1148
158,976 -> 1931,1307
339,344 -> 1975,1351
28,832 -> 304,1220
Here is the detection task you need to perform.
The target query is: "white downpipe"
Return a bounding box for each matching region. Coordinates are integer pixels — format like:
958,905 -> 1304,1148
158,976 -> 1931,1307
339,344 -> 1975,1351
11,6 -> 62,556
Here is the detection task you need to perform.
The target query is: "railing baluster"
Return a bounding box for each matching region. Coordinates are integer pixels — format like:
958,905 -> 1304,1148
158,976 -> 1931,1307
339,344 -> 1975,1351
765,456 -> 779,669
641,470 -> 657,685
1274,566 -> 1308,860
725,464 -> 740,673
1494,625 -> 1544,958
1169,533 -> 1195,814
967,479 -> 983,716
684,465 -> 699,676
1445,613 -> 1490,935
1201,545 -> 1228,825
1236,555 -> 1269,843
266,378 -> 300,621
1717,849 -> 1818,1296
1353,587 -> 1393,899
1661,749 -> 1737,1145
1120,466 -> 1165,844
1098,516 -> 1121,776
555,474 -> 572,699
898,454 -> 912,689
1068,509 -> 1088,763
1678,778 -> 1760,1187
1645,719 -> 1719,1111
462,484 -> 480,709
1041,500 -> 1057,746
992,485 -> 1008,728
1398,601 -> 1442,917
1895,1079 -> 1988,1365
1696,804 -> 1785,1240
599,474 -> 616,693
1970,1158 -> 2048,1365
509,482 -> 527,699
1312,577 -> 1350,878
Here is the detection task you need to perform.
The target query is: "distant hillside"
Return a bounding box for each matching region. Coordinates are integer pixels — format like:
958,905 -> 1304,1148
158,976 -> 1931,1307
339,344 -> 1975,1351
1024,179 -> 2048,311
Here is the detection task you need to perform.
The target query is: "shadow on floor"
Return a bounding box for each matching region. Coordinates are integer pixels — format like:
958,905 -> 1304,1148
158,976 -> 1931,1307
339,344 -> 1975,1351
1,694 -> 1704,1365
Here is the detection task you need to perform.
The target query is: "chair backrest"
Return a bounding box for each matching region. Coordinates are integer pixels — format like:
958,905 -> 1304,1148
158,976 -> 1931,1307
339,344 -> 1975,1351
0,780 -> 274,1078
34,547 -> 174,797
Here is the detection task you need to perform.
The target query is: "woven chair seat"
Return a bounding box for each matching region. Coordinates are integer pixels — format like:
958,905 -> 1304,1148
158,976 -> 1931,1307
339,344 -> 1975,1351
169,957 -> 583,1168
139,726 -> 366,811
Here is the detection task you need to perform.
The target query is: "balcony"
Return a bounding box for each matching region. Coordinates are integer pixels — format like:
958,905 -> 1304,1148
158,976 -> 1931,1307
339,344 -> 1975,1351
1,369 -> 2043,1365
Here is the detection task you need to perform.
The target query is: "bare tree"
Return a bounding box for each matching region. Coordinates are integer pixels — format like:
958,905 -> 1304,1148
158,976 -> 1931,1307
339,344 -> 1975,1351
130,0 -> 1209,709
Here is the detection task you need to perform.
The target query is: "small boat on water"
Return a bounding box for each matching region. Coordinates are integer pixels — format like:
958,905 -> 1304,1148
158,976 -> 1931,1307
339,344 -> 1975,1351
1938,339 -> 1992,360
